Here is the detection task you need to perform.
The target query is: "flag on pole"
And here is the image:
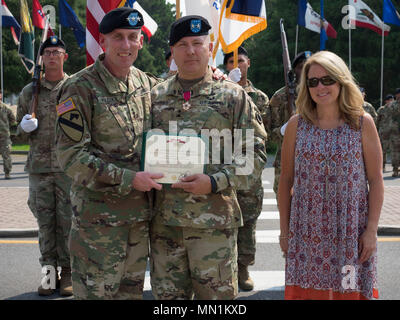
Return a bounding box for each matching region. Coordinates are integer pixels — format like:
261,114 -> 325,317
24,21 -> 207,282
218,0 -> 267,54
383,0 -> 400,26
18,0 -> 35,74
124,0 -> 158,40
349,0 -> 390,36
319,0 -> 327,50
32,0 -> 54,35
297,0 -> 337,39
59,0 -> 85,48
1,0 -> 21,45
185,0 -> 220,65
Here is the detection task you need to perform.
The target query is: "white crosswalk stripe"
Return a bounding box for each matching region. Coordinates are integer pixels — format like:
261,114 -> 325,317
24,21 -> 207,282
259,211 -> 279,220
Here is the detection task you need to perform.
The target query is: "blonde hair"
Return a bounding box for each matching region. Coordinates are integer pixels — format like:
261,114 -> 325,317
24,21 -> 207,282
296,51 -> 364,130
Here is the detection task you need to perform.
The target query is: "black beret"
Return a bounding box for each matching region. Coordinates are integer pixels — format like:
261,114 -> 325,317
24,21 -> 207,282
385,94 -> 394,100
169,15 -> 211,46
396,88 -> 400,95
292,51 -> 312,69
99,8 -> 144,34
223,46 -> 248,65
40,36 -> 66,56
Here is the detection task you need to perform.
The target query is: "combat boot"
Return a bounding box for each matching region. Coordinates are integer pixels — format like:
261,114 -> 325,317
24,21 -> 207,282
238,263 -> 254,291
59,267 -> 73,296
393,168 -> 399,177
4,173 -> 11,179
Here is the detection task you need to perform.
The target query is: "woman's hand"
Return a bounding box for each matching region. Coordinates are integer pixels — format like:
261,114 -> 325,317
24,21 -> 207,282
358,229 -> 377,264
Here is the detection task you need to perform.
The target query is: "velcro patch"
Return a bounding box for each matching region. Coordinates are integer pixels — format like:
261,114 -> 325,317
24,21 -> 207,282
57,98 -> 76,116
58,110 -> 84,142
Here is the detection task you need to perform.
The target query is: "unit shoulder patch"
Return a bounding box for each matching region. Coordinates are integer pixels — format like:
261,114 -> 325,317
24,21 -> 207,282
58,110 -> 84,142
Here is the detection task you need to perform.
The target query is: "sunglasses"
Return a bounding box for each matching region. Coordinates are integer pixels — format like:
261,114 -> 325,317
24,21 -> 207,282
306,76 -> 337,88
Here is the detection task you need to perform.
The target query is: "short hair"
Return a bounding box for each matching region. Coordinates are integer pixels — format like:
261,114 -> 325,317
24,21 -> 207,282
296,51 -> 364,130
223,46 -> 248,65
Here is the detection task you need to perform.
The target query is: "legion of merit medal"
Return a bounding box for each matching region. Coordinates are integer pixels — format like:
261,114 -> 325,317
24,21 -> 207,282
182,91 -> 191,111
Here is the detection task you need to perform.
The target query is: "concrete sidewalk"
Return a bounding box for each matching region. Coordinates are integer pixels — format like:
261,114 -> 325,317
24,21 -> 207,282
0,155 -> 399,237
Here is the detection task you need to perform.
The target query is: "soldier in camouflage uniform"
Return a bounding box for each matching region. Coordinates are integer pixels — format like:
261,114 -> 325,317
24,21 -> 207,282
55,8 -> 163,300
266,51 -> 312,200
0,92 -> 16,179
149,16 -> 268,300
360,88 -> 378,125
16,36 -> 73,296
224,46 -> 269,291
389,96 -> 400,177
377,94 -> 394,172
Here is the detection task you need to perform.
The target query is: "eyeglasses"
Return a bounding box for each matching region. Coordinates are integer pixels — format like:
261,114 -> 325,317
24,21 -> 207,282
43,50 -> 65,57
306,76 -> 337,88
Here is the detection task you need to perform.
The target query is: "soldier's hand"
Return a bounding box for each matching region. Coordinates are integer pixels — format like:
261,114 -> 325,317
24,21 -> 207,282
132,172 -> 163,191
211,66 -> 227,81
171,174 -> 211,195
228,67 -> 241,83
21,114 -> 38,133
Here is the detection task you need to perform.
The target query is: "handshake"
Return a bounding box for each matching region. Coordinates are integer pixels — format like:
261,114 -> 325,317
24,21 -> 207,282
21,114 -> 38,133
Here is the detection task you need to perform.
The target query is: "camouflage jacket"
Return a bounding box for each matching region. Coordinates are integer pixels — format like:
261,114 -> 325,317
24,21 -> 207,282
0,102 -> 16,144
17,73 -> 69,173
55,54 -> 160,226
266,86 -> 294,168
388,100 -> 400,136
151,68 -> 268,229
377,104 -> 392,138
363,101 -> 378,125
243,79 -> 269,125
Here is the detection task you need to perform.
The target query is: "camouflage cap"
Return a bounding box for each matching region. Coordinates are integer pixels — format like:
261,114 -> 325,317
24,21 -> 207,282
99,8 -> 144,34
40,36 -> 66,56
169,15 -> 211,46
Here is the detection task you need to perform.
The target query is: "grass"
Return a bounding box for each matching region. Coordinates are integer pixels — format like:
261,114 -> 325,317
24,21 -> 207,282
11,144 -> 29,151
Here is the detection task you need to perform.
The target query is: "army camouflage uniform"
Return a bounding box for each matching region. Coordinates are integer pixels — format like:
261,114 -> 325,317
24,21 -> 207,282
55,54 -> 160,299
363,101 -> 378,125
377,103 -> 392,169
0,101 -> 16,177
237,80 -> 269,268
149,68 -> 268,300
265,86 -> 294,200
16,74 -> 72,273
388,100 -> 400,176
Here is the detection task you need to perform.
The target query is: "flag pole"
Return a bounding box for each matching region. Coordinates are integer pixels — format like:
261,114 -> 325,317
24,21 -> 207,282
349,26 -> 351,72
295,25 -> 299,58
380,22 -> 385,107
176,0 -> 181,20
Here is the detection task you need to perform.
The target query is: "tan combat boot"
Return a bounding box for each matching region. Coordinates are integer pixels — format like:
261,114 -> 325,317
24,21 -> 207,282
59,267 -> 73,296
238,263 -> 254,291
393,168 -> 399,177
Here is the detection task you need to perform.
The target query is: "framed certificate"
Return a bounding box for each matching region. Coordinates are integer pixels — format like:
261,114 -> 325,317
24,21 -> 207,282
142,132 -> 208,184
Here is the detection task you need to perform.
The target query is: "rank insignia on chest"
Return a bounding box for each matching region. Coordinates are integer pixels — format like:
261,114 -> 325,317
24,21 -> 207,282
183,91 -> 191,111
58,110 -> 84,142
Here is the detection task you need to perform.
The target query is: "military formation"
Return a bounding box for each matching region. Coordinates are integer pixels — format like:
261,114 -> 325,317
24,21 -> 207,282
0,6 -> 397,300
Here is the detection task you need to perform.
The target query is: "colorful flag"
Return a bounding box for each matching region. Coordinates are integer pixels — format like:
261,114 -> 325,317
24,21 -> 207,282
1,0 -> 21,45
218,0 -> 267,54
59,0 -> 85,48
297,0 -> 337,39
124,0 -> 158,40
185,0 -> 220,65
383,0 -> 400,26
18,0 -> 35,73
32,0 -> 54,35
349,0 -> 390,36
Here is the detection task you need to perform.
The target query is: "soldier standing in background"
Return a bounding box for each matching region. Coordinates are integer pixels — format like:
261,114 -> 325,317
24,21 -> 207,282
360,87 -> 378,125
377,94 -> 394,172
16,36 -> 73,296
55,8 -> 163,300
224,46 -> 269,291
149,16 -> 268,300
266,51 -> 311,201
0,92 -> 16,179
389,95 -> 400,177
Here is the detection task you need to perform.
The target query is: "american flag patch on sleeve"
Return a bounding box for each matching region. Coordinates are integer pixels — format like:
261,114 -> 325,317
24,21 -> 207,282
57,98 -> 76,116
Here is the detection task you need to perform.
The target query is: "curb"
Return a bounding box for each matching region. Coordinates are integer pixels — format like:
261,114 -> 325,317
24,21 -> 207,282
0,228 -> 38,238
378,225 -> 400,236
10,151 -> 28,155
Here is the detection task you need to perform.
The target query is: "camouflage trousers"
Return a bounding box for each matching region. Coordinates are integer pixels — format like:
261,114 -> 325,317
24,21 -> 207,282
0,143 -> 12,174
69,220 -> 149,300
28,173 -> 72,268
237,182 -> 263,266
150,214 -> 238,300
390,137 -> 400,169
273,166 -> 281,202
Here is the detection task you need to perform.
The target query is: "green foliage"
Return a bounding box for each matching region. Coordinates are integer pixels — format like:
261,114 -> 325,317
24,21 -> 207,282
2,0 -> 400,109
